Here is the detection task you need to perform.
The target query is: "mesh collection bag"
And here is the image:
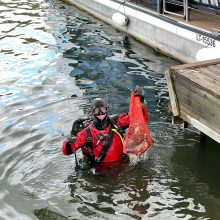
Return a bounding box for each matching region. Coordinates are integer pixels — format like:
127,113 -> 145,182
124,86 -> 154,155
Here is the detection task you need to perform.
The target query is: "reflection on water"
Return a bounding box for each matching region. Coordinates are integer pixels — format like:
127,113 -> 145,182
1,0 -> 220,219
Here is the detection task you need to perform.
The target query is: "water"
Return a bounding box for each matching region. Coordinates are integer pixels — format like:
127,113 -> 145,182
0,0 -> 220,219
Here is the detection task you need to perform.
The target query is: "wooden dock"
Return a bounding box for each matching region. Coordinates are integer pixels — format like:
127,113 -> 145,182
166,58 -> 220,143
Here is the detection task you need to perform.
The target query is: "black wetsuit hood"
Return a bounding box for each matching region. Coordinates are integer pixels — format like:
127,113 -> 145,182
91,98 -> 110,130
92,115 -> 110,130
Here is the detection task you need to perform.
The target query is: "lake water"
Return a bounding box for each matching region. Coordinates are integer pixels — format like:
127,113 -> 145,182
1,0 -> 220,219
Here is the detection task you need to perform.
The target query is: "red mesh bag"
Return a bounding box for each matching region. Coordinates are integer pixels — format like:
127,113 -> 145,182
124,86 -> 154,155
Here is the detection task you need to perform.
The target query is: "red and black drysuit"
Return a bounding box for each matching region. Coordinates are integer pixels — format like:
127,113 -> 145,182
62,108 -> 148,166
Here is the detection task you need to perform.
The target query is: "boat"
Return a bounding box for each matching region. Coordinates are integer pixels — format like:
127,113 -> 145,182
62,0 -> 220,63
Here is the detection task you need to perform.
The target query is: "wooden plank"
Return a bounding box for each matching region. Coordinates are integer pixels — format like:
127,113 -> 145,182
198,67 -> 220,83
206,65 -> 220,77
175,77 -> 220,128
167,59 -> 220,143
178,96 -> 220,133
173,76 -> 220,131
180,102 -> 220,136
179,100 -> 220,133
200,64 -> 220,77
173,73 -> 220,105
165,70 -> 180,116
170,58 -> 220,72
177,92 -> 216,123
180,69 -> 220,87
181,113 -> 220,144
174,76 -> 220,110
175,70 -> 220,98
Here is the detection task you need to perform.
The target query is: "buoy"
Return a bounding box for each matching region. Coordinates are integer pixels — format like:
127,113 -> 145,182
112,12 -> 128,26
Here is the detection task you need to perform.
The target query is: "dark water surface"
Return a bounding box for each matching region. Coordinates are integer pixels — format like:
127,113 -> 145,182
1,0 -> 220,219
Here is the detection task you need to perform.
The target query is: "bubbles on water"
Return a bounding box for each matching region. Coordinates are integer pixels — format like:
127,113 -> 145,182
128,150 -> 150,164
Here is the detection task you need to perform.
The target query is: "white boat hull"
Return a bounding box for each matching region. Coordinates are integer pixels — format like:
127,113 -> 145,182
62,0 -> 220,63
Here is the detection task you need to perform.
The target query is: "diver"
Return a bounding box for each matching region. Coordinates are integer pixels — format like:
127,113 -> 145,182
62,86 -> 149,171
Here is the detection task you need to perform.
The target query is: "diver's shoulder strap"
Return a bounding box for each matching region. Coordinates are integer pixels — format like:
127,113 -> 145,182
85,127 -> 93,145
85,125 -> 115,164
85,123 -> 120,164
95,124 -> 114,163
109,115 -> 125,137
109,115 -> 119,125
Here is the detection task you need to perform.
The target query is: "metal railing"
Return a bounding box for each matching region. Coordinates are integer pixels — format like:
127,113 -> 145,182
163,0 -> 189,21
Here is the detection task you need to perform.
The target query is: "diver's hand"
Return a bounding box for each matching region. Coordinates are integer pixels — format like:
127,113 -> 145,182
67,134 -> 77,143
134,86 -> 144,103
71,117 -> 92,136
71,118 -> 85,136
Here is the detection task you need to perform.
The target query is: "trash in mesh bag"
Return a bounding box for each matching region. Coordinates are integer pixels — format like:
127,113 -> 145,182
124,87 -> 154,155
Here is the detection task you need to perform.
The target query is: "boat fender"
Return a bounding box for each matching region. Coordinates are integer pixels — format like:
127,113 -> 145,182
196,48 -> 220,61
112,12 -> 128,26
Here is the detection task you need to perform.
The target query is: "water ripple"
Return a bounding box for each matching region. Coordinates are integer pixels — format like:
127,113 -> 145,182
1,0 -> 220,220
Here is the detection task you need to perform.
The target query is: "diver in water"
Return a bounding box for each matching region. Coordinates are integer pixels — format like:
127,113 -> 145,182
62,87 -> 148,171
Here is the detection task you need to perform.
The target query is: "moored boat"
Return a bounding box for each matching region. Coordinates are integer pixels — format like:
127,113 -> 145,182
62,0 -> 220,63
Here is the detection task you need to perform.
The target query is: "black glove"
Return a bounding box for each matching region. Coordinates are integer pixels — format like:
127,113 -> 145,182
71,118 -> 85,136
67,134 -> 77,143
134,86 -> 144,103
